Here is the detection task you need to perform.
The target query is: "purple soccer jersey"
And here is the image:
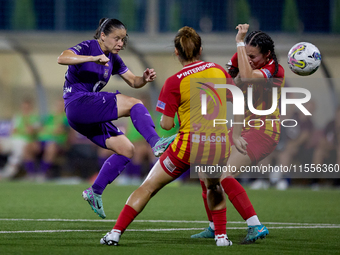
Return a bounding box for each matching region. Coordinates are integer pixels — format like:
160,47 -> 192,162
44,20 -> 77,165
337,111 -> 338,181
62,39 -> 159,150
61,38 -> 159,196
63,39 -> 128,106
62,39 -> 128,148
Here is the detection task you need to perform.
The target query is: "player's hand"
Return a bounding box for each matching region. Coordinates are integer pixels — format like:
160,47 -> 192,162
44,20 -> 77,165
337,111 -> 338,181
235,24 -> 249,43
232,135 -> 248,155
234,73 -> 243,86
93,54 -> 110,66
143,68 -> 157,82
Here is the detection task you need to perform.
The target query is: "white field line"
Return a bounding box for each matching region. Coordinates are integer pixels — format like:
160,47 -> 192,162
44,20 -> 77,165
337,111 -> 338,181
0,218 -> 339,226
1,225 -> 340,234
1,219 -> 340,234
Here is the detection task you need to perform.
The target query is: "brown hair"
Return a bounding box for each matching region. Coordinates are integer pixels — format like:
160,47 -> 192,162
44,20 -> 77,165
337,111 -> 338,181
174,26 -> 201,62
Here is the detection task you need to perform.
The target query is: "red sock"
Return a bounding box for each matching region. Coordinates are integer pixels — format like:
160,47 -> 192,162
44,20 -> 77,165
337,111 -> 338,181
211,208 -> 227,236
113,204 -> 139,233
221,177 -> 256,220
200,179 -> 213,222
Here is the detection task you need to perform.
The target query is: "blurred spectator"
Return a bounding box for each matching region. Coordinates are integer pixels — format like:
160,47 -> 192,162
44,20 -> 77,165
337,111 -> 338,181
22,99 -> 69,181
251,100 -> 317,190
0,97 -> 39,179
0,120 -> 14,169
312,106 -> 340,187
64,128 -> 99,180
275,100 -> 317,188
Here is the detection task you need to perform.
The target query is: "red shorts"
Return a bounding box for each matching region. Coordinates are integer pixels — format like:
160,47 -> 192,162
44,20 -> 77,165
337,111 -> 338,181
229,128 -> 279,165
159,148 -> 190,179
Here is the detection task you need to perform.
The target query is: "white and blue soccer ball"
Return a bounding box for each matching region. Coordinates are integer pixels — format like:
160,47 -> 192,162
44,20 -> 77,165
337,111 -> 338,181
287,42 -> 321,76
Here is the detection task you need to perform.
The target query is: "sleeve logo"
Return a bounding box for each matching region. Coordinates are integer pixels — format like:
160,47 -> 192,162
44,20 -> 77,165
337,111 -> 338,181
157,100 -> 166,110
262,68 -> 272,78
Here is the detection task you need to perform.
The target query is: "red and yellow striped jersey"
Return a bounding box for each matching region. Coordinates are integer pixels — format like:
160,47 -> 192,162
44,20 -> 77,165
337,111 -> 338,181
241,59 -> 285,142
227,53 -> 285,142
156,61 -> 235,165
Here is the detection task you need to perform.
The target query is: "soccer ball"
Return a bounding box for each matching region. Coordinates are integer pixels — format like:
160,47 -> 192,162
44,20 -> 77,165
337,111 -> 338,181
287,42 -> 321,76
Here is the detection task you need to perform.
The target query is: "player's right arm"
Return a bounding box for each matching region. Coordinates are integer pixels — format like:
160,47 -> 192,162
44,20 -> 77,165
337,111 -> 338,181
57,50 -> 109,66
160,115 -> 175,131
232,114 -> 247,155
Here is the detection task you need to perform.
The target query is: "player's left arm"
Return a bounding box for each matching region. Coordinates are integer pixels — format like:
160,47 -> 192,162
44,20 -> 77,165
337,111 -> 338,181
156,76 -> 179,130
120,68 -> 156,88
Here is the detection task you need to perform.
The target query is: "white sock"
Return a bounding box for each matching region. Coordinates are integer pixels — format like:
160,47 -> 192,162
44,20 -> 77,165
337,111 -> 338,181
246,215 -> 261,226
209,221 -> 215,230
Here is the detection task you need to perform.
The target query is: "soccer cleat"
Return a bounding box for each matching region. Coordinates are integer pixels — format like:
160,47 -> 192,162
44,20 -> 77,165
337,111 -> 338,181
82,187 -> 106,219
191,226 -> 215,238
152,134 -> 177,157
242,224 -> 269,244
215,234 -> 233,247
100,229 -> 121,246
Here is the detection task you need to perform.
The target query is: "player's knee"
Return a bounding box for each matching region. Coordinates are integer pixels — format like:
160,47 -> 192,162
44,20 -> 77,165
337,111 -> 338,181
117,143 -> 135,158
129,98 -> 143,110
140,181 -> 161,198
206,179 -> 221,191
106,136 -> 135,158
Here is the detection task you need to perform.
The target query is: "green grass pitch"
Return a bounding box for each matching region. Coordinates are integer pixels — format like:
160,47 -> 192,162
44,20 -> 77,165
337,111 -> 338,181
1,181 -> 340,255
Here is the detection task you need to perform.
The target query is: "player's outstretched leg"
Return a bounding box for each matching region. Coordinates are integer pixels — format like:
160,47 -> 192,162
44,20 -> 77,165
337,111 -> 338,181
129,103 -> 176,157
242,224 -> 269,244
82,187 -> 106,219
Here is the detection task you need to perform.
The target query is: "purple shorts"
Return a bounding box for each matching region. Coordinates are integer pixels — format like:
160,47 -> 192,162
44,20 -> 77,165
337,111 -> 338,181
65,91 -> 124,148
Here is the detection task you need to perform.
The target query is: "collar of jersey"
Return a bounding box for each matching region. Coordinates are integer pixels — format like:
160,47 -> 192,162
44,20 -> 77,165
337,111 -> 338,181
182,61 -> 204,70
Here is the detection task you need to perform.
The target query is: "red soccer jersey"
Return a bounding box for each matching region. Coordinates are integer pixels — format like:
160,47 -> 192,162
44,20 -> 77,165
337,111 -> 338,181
243,60 -> 285,142
228,53 -> 285,142
156,61 -> 235,165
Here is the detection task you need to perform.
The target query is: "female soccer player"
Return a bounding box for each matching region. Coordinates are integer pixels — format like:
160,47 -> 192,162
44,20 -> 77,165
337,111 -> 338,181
57,18 -> 174,219
100,26 -> 246,247
192,24 -> 285,244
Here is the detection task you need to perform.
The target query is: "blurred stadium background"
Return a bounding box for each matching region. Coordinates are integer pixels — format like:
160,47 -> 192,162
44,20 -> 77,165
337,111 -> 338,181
1,2 -> 340,253
0,0 -> 339,185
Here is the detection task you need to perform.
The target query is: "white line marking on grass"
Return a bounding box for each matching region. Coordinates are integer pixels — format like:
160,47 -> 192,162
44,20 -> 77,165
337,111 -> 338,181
127,225 -> 340,231
1,219 -> 339,226
1,218 -> 340,235
262,222 -> 340,226
0,230 -> 104,234
0,228 -> 203,234
1,225 -> 340,234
